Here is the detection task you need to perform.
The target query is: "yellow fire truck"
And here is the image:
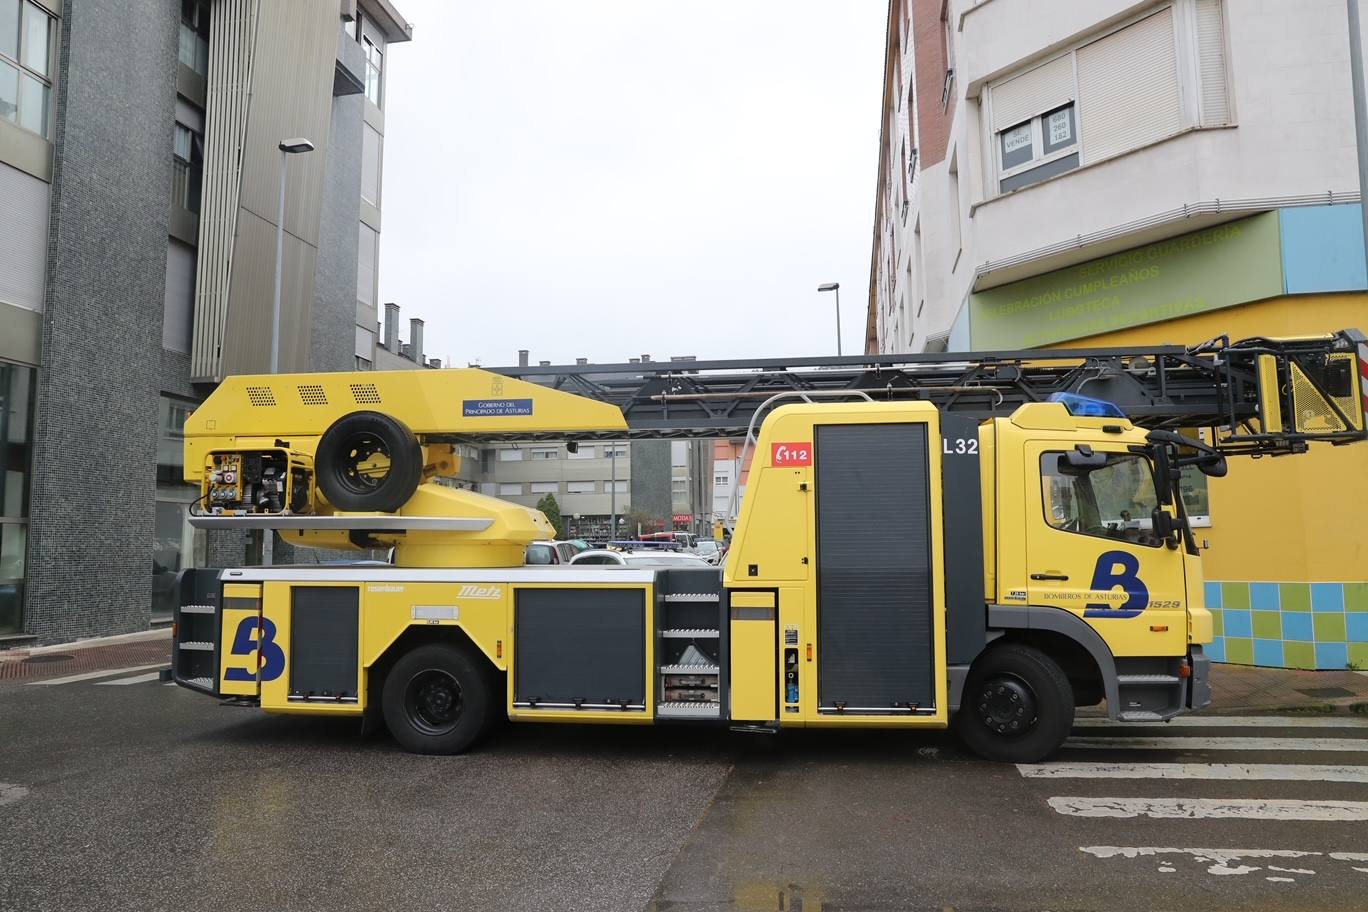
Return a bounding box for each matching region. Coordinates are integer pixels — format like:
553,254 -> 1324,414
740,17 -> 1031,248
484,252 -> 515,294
172,331 -> 1367,762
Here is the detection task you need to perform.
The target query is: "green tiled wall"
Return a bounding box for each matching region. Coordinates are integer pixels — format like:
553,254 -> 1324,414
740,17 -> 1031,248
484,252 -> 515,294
1204,581 -> 1366,670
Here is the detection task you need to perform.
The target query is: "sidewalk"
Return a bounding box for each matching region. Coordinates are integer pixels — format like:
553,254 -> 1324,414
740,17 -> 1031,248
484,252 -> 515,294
0,629 -> 171,683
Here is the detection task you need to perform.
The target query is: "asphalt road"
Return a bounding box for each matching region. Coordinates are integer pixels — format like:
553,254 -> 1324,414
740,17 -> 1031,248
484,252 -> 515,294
2,668 -> 1366,912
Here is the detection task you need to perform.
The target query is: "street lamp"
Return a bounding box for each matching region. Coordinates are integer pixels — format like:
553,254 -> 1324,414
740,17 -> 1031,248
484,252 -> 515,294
817,282 -> 841,356
271,138 -> 315,373
260,137 -> 313,568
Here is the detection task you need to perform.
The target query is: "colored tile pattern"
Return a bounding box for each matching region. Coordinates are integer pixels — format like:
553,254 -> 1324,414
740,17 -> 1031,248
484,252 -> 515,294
1204,581 -> 1367,671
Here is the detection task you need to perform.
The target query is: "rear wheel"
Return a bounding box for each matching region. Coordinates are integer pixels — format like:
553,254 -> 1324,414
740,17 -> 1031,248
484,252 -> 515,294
382,644 -> 493,754
954,643 -> 1074,764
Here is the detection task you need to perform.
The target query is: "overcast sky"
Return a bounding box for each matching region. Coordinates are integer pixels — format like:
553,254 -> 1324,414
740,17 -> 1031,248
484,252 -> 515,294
377,2 -> 887,368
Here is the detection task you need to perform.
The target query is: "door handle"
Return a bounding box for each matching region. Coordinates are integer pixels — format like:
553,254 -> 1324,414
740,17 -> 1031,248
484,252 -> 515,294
1030,572 -> 1070,581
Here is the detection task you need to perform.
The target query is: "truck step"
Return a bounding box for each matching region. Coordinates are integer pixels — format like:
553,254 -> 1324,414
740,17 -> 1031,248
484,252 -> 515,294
660,628 -> 720,639
656,701 -> 721,719
659,663 -> 720,674
1117,674 -> 1181,685
179,605 -> 216,616
177,641 -> 213,652
1116,710 -> 1168,722
662,593 -> 720,603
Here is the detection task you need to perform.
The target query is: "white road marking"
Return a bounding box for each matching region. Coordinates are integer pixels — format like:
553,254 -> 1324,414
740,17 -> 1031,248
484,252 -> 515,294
24,663 -> 168,687
94,671 -> 163,686
1267,877 -> 1295,882
1081,847 -> 1323,879
1065,736 -> 1368,752
1049,797 -> 1368,821
0,783 -> 28,806
1331,853 -> 1368,862
1075,715 -> 1368,729
1018,762 -> 1368,783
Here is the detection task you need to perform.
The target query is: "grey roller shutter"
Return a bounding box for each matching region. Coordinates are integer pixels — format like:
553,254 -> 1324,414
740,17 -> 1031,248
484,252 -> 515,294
0,161 -> 48,312
990,54 -> 1074,131
1195,0 -> 1231,126
1076,7 -> 1183,165
162,241 -> 196,353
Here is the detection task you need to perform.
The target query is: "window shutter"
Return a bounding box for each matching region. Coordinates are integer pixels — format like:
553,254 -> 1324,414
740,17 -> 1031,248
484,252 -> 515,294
990,54 -> 1074,131
0,163 -> 48,313
163,241 -> 197,353
1076,7 -> 1183,165
1195,0 -> 1231,126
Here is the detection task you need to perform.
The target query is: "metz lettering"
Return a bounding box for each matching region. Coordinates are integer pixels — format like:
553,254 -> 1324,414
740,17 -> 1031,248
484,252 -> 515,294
1083,551 -> 1148,619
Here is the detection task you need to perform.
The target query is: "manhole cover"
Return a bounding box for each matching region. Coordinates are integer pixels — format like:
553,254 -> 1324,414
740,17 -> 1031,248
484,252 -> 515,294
20,654 -> 73,664
1297,687 -> 1355,699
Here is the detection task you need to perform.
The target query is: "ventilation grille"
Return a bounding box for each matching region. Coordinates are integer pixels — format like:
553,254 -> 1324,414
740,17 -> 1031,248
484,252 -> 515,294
350,383 -> 382,404
246,386 -> 277,407
297,384 -> 328,405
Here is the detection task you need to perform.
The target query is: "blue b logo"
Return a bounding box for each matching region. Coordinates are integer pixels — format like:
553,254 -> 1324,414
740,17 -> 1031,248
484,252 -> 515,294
224,616 -> 286,682
1084,551 -> 1148,619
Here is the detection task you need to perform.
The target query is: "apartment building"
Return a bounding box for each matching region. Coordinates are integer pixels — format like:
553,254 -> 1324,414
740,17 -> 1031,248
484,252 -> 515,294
867,0 -> 1368,668
0,0 -> 412,644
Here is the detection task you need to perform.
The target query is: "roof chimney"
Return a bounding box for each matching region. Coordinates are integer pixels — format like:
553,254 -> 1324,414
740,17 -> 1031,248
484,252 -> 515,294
383,303 -> 399,352
539,360 -> 551,366
628,357 -> 640,364
575,357 -> 588,365
409,317 -> 424,364
518,349 -> 529,367
427,357 -> 442,369
641,353 -> 651,363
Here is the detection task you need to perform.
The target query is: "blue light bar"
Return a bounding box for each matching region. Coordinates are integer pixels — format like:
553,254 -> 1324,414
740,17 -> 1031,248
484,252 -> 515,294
1048,392 -> 1127,418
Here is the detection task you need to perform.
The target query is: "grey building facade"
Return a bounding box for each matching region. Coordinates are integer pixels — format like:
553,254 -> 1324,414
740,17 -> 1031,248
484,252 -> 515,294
0,0 -> 411,645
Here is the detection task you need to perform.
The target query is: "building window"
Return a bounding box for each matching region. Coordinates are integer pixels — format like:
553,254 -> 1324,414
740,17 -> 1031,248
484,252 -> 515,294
361,124 -> 381,206
986,5 -> 1217,196
178,0 -> 209,76
497,448 -> 523,462
714,475 -> 728,486
530,482 -> 558,495
529,446 -> 559,460
603,444 -> 627,458
362,25 -> 384,107
356,222 -> 378,308
498,483 -> 522,496
478,482 -> 497,495
672,479 -> 688,493
153,395 -> 205,623
567,444 -> 595,459
0,1 -> 53,138
172,122 -> 204,214
0,361 -> 32,635
566,481 -> 595,494
605,480 -> 626,494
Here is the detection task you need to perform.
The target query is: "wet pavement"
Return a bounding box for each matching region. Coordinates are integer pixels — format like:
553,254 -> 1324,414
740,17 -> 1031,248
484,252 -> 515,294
2,668 -> 1366,911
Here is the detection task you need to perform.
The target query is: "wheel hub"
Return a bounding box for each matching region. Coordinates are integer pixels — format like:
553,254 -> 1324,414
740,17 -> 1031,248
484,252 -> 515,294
976,673 -> 1038,736
406,670 -> 463,734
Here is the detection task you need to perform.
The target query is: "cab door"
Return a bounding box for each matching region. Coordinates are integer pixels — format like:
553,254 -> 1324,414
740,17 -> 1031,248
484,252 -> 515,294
1024,443 -> 1186,657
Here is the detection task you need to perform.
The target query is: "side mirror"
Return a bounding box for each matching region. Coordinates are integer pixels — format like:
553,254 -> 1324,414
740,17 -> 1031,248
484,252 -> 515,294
1199,455 -> 1227,478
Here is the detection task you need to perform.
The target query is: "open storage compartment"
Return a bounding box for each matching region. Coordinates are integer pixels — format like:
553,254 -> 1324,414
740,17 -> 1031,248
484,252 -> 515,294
654,568 -> 725,720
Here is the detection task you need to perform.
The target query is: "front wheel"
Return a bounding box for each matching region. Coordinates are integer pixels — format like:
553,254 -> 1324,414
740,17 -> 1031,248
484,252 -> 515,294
954,643 -> 1074,763
382,644 -> 493,754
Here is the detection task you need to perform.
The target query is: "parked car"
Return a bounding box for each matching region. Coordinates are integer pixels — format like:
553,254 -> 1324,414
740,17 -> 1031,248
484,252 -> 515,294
525,540 -> 579,565
569,549 -> 711,567
693,540 -> 726,565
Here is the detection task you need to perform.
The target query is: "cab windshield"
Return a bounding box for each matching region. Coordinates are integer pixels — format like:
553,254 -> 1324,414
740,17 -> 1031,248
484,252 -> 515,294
1040,451 -> 1162,547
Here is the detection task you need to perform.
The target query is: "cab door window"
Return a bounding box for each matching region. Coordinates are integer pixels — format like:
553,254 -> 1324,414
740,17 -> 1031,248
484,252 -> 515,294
1040,452 -> 1161,547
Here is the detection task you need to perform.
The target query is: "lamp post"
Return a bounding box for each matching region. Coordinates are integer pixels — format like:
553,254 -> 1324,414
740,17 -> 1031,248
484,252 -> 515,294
817,282 -> 841,356
257,138 -> 314,568
271,138 -> 315,373
1348,0 -> 1368,274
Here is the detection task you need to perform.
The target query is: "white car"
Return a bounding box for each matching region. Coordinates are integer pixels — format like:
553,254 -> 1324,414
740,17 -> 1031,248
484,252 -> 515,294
569,549 -> 711,567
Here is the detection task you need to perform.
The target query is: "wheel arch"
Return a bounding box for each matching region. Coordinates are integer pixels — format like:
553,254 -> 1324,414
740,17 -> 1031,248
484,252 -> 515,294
366,624 -> 505,709
981,605 -> 1119,716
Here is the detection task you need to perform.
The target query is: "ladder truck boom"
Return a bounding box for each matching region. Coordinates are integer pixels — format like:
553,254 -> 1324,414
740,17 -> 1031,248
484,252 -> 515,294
169,329 -> 1367,763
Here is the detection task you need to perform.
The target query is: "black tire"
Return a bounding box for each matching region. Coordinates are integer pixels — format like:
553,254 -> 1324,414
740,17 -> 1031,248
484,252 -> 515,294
382,644 -> 493,754
954,643 -> 1074,764
315,411 -> 422,512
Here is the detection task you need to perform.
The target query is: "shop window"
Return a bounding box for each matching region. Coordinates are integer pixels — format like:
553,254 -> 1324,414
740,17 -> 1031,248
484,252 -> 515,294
0,361 -> 32,635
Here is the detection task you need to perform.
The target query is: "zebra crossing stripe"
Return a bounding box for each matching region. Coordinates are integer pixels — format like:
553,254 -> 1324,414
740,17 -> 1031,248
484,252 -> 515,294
1017,763 -> 1368,783
1073,716 -> 1368,729
1049,797 -> 1368,821
1064,736 -> 1368,752
25,663 -> 168,686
